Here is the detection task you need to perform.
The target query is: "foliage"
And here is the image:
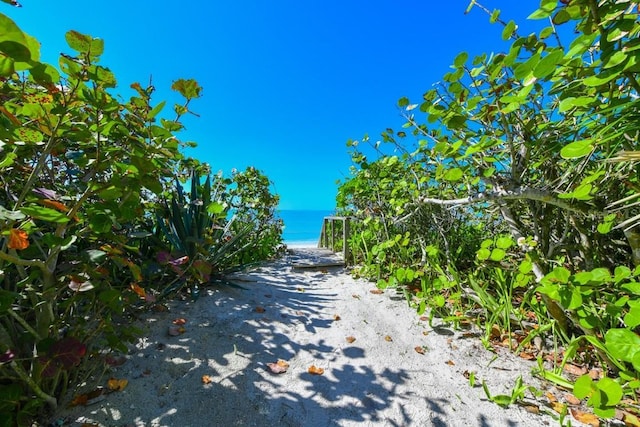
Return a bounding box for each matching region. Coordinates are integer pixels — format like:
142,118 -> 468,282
0,6 -> 283,424
337,0 -> 640,420
154,166 -> 283,298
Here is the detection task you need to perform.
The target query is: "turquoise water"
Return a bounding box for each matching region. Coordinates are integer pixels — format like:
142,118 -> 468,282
279,209 -> 334,245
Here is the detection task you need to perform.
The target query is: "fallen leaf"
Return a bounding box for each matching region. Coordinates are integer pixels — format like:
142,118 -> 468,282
202,375 -> 213,384
80,423 -> 100,427
446,360 -> 455,366
563,363 -> 587,376
570,409 -> 600,426
384,335 -> 393,342
172,318 -> 187,325
254,306 -> 266,313
422,331 -> 429,336
168,326 -> 186,336
518,351 -> 536,360
588,368 -> 603,380
297,287 -> 305,292
346,336 -> 356,343
308,365 -> 324,375
370,289 -> 383,295
623,411 -> 640,427
546,391 -> 558,402
130,283 -> 146,299
565,393 -> 581,406
105,355 -> 127,367
419,316 -> 429,321
414,346 -> 425,355
267,359 -> 290,374
523,404 -> 540,414
333,314 -> 341,321
352,294 -> 361,299
550,401 -> 566,414
107,378 -> 128,391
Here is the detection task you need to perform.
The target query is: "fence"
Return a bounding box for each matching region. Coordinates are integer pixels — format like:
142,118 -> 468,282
317,216 -> 351,264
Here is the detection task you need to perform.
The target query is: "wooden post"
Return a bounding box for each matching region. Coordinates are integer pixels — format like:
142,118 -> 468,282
343,217 -> 350,265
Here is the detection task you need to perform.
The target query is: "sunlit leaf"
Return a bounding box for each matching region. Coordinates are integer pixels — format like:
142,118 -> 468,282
107,378 -> 128,391
7,228 -> 28,250
308,365 -> 324,375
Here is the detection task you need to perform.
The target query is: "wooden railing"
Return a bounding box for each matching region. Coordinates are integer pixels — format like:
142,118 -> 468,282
317,216 -> 351,264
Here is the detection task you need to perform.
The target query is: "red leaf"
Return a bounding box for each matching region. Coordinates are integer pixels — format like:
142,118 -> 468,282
8,228 -> 29,250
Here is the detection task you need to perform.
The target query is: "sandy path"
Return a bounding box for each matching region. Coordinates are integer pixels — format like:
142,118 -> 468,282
54,248 -> 576,426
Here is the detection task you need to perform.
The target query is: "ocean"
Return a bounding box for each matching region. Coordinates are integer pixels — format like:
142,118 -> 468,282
278,209 -> 334,246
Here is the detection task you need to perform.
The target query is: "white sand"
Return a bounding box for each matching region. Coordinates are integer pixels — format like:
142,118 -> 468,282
53,248 -> 585,426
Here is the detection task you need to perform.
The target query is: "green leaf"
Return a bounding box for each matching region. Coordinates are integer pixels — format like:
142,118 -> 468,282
476,248 -> 491,261
560,140 -> 593,159
623,305 -> 640,328
453,52 -> 468,68
29,62 -> 60,84
559,96 -> 594,112
489,248 -> 506,261
0,290 -> 18,314
444,167 -> 464,182
88,212 -> 112,233
20,205 -> 70,223
595,377 -> 623,406
552,9 -> 571,25
603,51 -> 627,69
533,49 -> 564,79
495,236 -> 513,249
502,20 -> 517,40
489,9 -> 500,24
527,0 -> 557,19
0,205 -> 25,221
397,97 -> 409,108
148,100 -> 166,119
65,30 -> 93,54
0,14 -> 39,75
171,79 -> 202,100
573,375 -> 593,399
604,328 -> 640,362
207,201 -> 225,215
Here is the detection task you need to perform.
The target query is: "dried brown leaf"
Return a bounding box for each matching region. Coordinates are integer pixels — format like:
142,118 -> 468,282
384,335 -> 393,342
172,318 -> 187,325
202,375 -> 213,384
370,289 -> 383,295
168,325 -> 186,336
570,409 -> 600,426
414,346 -> 425,355
563,363 -> 587,376
107,378 -> 128,391
346,336 -> 356,343
564,393 -> 581,406
308,365 -> 324,375
254,306 -> 266,313
333,314 -> 341,321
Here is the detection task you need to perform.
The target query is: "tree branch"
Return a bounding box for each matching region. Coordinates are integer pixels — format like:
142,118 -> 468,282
416,186 -> 593,215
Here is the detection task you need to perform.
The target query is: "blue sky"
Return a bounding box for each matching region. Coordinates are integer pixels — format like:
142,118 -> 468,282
7,1 -> 544,210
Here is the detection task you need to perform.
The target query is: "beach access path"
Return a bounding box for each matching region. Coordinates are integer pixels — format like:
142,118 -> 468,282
54,248 -> 584,426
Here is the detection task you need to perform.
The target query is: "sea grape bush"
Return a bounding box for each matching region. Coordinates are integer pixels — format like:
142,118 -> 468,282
0,7 -> 283,425
338,0 -> 640,418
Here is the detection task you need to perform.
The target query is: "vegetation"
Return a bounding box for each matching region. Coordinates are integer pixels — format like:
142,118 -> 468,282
338,0 -> 640,421
0,6 -> 282,425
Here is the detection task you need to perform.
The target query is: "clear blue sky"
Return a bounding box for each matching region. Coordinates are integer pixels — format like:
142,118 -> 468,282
7,1 -> 544,210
